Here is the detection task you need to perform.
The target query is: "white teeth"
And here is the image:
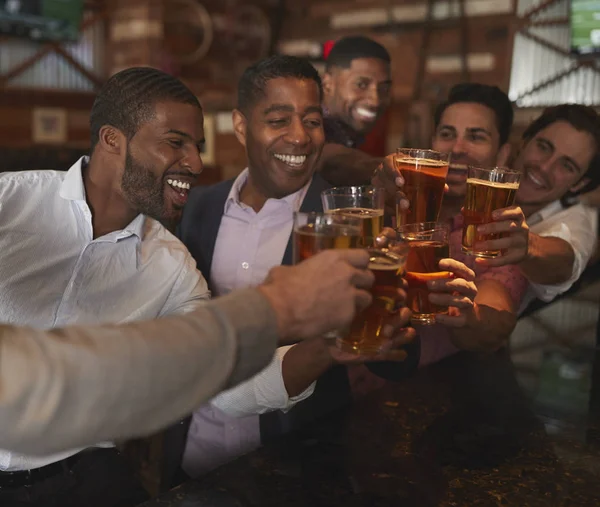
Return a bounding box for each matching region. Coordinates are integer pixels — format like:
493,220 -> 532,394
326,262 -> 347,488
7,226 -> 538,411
167,179 -> 191,191
356,107 -> 376,119
528,172 -> 544,187
274,154 -> 307,167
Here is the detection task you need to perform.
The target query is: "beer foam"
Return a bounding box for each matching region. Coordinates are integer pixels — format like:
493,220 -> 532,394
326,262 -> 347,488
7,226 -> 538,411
368,250 -> 405,270
466,178 -> 520,190
395,157 -> 448,168
331,207 -> 384,218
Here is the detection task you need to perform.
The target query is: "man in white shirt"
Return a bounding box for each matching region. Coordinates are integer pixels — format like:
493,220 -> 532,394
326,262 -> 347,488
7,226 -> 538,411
472,104 -> 599,310
0,67 -> 213,506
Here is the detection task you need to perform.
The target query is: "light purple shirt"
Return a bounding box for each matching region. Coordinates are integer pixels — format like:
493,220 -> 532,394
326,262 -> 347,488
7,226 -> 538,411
182,169 -> 313,477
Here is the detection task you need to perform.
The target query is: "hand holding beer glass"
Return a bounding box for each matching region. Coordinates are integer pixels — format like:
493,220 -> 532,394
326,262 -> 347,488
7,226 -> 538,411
461,166 -> 522,258
293,211 -> 409,356
394,148 -> 450,226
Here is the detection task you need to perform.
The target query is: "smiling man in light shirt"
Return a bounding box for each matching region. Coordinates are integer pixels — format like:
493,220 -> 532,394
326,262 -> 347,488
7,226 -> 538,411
0,67 -> 213,506
177,55 -> 418,479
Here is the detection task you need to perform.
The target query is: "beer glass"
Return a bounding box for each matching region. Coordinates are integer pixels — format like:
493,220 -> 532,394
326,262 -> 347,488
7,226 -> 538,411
293,211 -> 362,263
339,236 -> 409,355
394,148 -> 450,226
461,166 -> 521,258
397,222 -> 451,325
321,186 -> 385,245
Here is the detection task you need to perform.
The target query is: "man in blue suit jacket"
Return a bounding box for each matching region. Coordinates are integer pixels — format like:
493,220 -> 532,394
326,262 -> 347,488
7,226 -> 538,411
176,55 -> 419,478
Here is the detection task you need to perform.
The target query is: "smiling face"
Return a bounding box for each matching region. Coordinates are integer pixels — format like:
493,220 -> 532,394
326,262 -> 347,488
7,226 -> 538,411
432,102 -> 509,198
120,101 -> 204,223
233,76 -> 325,200
514,120 -> 596,212
323,57 -> 391,136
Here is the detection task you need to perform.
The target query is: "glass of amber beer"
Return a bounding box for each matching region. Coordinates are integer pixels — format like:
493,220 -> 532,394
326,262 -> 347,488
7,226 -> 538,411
293,212 -> 362,263
321,186 -> 385,245
461,166 -> 521,258
339,238 -> 409,355
394,148 -> 450,226
293,212 -> 409,355
397,222 -> 451,324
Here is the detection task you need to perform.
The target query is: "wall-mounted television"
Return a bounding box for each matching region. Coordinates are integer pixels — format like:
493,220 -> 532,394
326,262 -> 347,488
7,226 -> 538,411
571,0 -> 600,55
0,0 -> 85,42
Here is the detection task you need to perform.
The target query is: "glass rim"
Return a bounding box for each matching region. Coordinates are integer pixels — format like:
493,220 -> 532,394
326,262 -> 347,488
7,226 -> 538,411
321,185 -> 383,196
396,221 -> 450,233
467,165 -> 521,176
396,147 -> 450,160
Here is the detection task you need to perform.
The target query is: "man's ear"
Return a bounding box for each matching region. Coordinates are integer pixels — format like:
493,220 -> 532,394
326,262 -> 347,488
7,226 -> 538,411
98,126 -> 126,155
322,71 -> 334,98
496,143 -> 512,168
232,109 -> 247,148
571,176 -> 591,195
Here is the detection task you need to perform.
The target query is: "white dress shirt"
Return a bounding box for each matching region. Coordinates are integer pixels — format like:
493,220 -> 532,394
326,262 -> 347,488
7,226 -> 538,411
520,200 -> 598,312
0,158 -> 210,470
182,169 -> 316,477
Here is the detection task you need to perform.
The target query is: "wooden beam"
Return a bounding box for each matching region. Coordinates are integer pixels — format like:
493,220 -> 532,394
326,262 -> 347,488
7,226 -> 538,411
514,64 -> 582,101
0,88 -> 96,109
458,0 -> 470,82
52,45 -> 104,89
412,0 -> 434,100
0,46 -> 55,86
522,0 -> 560,21
528,16 -> 568,27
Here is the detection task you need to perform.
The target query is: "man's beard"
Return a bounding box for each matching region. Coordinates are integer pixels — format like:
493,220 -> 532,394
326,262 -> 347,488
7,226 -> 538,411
121,149 -> 166,222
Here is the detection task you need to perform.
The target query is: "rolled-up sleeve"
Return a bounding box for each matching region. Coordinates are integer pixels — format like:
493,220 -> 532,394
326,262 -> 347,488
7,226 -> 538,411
529,205 -> 598,302
210,345 -> 316,418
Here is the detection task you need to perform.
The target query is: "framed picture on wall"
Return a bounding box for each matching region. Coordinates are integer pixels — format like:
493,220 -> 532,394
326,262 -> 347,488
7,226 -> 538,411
32,108 -> 67,144
201,113 -> 216,166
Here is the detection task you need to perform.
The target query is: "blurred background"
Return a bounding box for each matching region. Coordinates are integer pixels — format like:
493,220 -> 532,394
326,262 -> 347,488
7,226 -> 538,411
0,0 -> 598,183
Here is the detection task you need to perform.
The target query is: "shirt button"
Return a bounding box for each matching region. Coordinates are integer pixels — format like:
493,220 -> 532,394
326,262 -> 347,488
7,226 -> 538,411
242,262 -> 249,270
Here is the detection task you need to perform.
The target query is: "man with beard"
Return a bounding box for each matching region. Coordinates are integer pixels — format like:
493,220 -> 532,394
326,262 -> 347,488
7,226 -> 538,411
0,66 -> 380,506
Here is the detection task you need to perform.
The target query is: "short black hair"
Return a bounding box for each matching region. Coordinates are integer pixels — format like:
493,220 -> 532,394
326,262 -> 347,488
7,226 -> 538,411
90,67 -> 201,150
434,83 -> 514,146
237,55 -> 323,115
325,36 -> 391,72
523,104 -> 600,194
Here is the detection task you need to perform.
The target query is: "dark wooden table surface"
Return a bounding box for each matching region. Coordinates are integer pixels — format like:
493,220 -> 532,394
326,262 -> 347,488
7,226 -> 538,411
139,347 -> 600,507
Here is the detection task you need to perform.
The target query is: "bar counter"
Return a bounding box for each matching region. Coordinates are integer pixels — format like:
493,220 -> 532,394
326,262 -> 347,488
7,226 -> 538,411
140,348 -> 600,507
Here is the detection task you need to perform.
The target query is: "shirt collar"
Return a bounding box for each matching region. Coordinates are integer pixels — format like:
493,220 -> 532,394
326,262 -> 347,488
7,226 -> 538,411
527,200 -> 564,227
59,155 -> 146,241
224,167 -> 311,214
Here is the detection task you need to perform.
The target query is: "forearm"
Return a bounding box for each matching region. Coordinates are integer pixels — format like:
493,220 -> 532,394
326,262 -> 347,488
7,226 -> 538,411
282,337 -> 333,397
0,288 -> 278,455
449,303 -> 516,353
519,233 -> 575,285
318,143 -> 381,186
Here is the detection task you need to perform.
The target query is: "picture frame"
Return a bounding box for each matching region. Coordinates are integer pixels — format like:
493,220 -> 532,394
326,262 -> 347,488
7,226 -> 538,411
32,108 -> 67,144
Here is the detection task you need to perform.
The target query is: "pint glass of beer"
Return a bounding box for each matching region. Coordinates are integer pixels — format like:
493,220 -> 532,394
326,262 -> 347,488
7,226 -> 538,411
293,211 -> 362,263
338,238 -> 409,355
321,186 -> 385,245
461,166 -> 521,258
395,148 -> 450,226
397,222 -> 451,325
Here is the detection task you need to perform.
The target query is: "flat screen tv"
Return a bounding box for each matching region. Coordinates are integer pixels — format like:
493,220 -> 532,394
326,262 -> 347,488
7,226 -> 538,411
0,0 -> 85,42
571,0 -> 600,55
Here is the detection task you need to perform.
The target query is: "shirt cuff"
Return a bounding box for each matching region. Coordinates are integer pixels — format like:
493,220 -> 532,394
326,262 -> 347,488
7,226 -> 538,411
210,345 -> 316,418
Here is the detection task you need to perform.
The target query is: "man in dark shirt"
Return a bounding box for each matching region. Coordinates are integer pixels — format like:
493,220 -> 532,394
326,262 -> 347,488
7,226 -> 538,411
319,36 -> 393,184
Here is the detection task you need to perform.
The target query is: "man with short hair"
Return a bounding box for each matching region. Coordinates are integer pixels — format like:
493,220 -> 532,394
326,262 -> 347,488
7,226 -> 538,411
317,35 -> 393,186
0,65 -> 374,506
